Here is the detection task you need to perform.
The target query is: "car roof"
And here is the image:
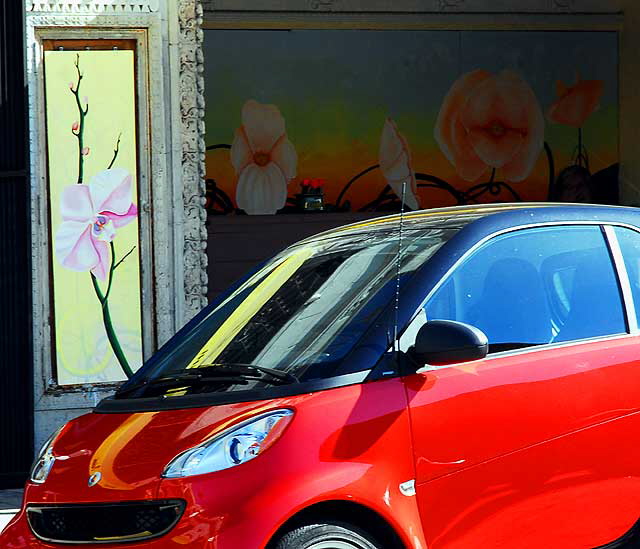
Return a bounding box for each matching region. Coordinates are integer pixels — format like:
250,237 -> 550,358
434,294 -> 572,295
303,202 -> 640,245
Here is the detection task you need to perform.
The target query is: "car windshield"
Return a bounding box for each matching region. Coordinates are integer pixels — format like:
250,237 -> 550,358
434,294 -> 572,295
117,226 -> 456,398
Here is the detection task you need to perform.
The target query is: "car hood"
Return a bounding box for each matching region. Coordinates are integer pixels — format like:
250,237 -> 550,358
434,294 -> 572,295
27,399 -> 277,504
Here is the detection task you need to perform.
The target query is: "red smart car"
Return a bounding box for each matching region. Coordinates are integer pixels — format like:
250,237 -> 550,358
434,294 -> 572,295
4,203 -> 640,548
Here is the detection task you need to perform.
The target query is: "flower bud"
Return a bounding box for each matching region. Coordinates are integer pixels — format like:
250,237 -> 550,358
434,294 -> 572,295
72,121 -> 79,132
81,147 -> 90,156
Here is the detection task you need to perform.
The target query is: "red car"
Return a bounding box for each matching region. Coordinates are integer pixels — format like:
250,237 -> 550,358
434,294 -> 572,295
4,203 -> 640,548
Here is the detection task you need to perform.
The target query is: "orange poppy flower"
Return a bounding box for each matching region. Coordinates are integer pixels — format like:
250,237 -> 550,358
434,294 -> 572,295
547,77 -> 604,128
435,70 -> 545,182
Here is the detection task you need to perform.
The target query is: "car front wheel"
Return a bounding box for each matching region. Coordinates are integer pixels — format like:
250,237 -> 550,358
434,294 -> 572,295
274,521 -> 384,549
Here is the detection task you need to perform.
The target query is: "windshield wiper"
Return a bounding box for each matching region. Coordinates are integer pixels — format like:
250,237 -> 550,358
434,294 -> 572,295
198,363 -> 299,384
116,363 -> 298,398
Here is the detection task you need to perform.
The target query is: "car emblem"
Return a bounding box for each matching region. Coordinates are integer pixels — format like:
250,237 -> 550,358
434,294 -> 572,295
88,471 -> 102,487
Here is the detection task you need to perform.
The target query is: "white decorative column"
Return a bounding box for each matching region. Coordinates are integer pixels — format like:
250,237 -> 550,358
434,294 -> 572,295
177,0 -> 209,319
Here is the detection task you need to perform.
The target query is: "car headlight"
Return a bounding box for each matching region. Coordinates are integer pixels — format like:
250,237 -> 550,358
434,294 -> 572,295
163,409 -> 294,478
30,425 -> 64,484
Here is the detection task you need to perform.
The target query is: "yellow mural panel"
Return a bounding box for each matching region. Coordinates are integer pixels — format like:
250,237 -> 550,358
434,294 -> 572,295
44,49 -> 143,384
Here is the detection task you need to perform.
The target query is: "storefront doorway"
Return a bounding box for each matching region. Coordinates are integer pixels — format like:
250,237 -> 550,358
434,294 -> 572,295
0,1 -> 33,488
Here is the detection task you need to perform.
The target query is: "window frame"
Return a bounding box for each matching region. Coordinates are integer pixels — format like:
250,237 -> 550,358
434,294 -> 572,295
603,224 -> 638,334
401,221 -> 640,364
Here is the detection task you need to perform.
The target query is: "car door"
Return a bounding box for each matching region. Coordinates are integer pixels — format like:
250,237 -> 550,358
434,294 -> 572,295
404,224 -> 640,549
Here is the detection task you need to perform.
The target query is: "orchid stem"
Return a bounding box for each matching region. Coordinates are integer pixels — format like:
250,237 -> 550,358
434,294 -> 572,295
71,54 -> 88,184
113,246 -> 136,272
90,244 -> 133,379
103,242 -> 117,302
108,134 -> 122,169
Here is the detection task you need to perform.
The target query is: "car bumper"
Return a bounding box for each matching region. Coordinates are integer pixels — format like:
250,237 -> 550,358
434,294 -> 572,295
0,506 -> 225,548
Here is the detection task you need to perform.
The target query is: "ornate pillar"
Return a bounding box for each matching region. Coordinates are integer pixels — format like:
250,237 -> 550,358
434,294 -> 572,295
178,0 -> 208,319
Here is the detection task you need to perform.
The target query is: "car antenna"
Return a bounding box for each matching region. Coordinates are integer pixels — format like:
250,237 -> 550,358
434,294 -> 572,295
392,181 -> 407,356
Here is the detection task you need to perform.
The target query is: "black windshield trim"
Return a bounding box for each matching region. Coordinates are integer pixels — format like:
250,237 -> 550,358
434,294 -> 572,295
116,364 -> 298,398
95,371 -> 367,413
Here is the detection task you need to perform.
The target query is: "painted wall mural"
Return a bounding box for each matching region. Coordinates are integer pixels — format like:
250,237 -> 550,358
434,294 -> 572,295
44,49 -> 143,385
204,30 -> 618,215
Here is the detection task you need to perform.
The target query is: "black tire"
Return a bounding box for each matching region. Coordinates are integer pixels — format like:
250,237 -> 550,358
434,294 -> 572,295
274,521 -> 384,549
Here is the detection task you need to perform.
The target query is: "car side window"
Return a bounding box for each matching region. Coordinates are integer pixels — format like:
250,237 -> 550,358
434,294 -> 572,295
613,226 -> 640,327
425,225 -> 626,353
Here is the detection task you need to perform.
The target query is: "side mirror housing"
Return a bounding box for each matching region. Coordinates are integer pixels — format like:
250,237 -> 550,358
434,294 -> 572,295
408,320 -> 488,368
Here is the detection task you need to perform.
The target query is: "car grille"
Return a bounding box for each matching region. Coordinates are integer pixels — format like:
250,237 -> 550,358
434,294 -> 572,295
27,500 -> 185,544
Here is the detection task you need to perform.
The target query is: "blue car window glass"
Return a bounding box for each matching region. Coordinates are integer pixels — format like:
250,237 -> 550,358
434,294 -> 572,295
613,226 -> 640,327
426,225 -> 626,353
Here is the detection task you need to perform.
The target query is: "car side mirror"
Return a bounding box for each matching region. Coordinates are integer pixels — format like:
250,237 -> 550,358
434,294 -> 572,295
407,320 -> 488,369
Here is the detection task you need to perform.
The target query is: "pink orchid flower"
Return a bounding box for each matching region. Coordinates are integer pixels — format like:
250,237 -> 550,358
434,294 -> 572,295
55,168 -> 137,280
231,99 -> 297,215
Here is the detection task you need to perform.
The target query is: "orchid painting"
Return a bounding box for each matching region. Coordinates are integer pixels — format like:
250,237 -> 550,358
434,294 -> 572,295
51,54 -> 140,379
231,100 -> 298,214
204,30 -> 618,213
207,76 -> 555,215
548,74 -> 605,177
379,118 -> 420,210
207,62 -> 612,216
435,70 -> 545,183
548,75 -> 604,130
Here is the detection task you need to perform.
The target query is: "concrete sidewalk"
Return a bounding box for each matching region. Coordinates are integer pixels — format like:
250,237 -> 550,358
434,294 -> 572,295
0,489 -> 23,533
